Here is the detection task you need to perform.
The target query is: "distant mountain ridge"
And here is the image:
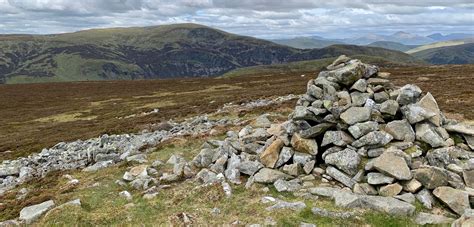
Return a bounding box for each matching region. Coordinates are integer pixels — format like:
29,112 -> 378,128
0,23 -> 418,84
411,43 -> 474,65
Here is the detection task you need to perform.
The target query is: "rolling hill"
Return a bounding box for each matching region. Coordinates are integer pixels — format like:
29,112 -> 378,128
272,37 -> 343,49
0,23 -> 419,84
367,41 -> 419,52
411,43 -> 474,65
406,38 -> 474,54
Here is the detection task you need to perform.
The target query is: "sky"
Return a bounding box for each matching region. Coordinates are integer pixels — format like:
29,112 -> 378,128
0,0 -> 473,39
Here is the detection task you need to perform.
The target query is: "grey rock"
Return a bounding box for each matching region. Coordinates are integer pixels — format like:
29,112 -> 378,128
192,148 -> 216,168
418,92 -> 442,126
340,107 -> 371,125
367,172 -> 395,185
385,120 -> 415,142
374,92 -> 389,103
378,183 -> 402,197
395,193 -> 415,204
444,123 -> 474,136
19,200 -> 55,224
275,147 -> 294,168
348,121 -> 379,139
238,161 -> 263,176
351,79 -> 368,92
367,148 -> 384,158
433,186 -> 470,215
255,114 -> 272,128
303,160 -> 316,175
413,166 -> 448,189
266,200 -> 306,211
396,84 -> 422,106
415,212 -> 454,225
452,209 -> 474,227
464,135 -> 474,150
401,104 -> 436,124
353,183 -> 378,195
274,179 -> 302,192
326,166 -> 355,188
380,100 -> 399,115
352,131 -> 393,148
357,195 -> 415,216
82,160 -> 114,172
293,152 -> 314,166
416,189 -> 434,209
321,131 -> 354,147
415,123 -> 446,148
373,152 -> 412,180
119,191 -> 132,201
463,170 -> 474,188
324,148 -> 361,176
299,123 -> 333,139
324,60 -> 367,86
307,84 -> 324,99
196,169 -> 219,184
291,133 -> 318,155
351,92 -> 371,107
282,163 -> 303,176
311,207 -> 354,219
254,168 -> 292,184
402,179 -> 422,193
300,222 -> 317,227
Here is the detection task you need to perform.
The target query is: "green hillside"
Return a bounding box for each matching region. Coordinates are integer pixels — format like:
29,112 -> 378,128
367,41 -> 418,52
0,23 -> 419,84
411,43 -> 474,64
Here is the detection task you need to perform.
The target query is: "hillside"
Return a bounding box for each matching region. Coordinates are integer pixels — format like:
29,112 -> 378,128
272,37 -> 343,49
406,38 -> 474,54
367,41 -> 418,52
411,43 -> 474,64
0,24 -> 418,84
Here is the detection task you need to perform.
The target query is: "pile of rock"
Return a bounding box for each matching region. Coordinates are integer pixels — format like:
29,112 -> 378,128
185,56 -> 474,220
0,115 -> 235,194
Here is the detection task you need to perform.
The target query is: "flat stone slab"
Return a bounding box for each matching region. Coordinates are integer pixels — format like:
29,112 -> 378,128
19,200 -> 55,224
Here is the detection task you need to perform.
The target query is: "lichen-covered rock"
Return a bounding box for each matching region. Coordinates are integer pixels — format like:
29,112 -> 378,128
260,139 -> 284,168
373,152 -> 412,180
290,133 -> 318,155
433,186 -> 470,215
413,166 -> 449,189
385,120 -> 415,142
254,168 -> 292,184
340,107 -> 371,125
324,148 -> 360,176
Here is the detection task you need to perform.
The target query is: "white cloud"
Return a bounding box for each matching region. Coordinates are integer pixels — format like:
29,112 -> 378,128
0,0 -> 472,38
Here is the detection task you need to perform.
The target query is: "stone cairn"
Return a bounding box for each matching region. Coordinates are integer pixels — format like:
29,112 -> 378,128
178,56 -> 474,220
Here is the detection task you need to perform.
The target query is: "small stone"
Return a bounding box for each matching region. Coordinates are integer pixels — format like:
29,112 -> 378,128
266,200 -> 306,211
119,191 -> 132,201
352,131 -> 393,148
380,100 -> 399,115
274,179 -> 302,192
293,152 -> 314,166
348,121 -> 379,139
123,165 -> 148,181
260,139 -> 284,168
282,163 -> 303,177
321,131 -> 354,147
395,193 -> 415,204
378,183 -> 402,197
340,107 -> 371,125
415,123 -> 446,148
367,172 -> 395,185
254,168 -> 292,184
396,84 -> 422,106
463,170 -> 474,188
299,123 -> 333,139
196,169 -> 219,184
238,161 -> 264,176
353,183 -> 378,195
402,179 -> 422,193
401,104 -> 436,124
303,160 -> 316,175
418,92 -> 442,126
326,166 -> 355,188
291,133 -> 318,155
275,147 -> 294,168
351,79 -> 367,92
385,120 -> 415,142
416,189 -> 434,209
351,92 -> 371,106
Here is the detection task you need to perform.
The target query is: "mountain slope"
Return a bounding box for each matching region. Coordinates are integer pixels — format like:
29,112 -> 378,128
428,33 -> 474,42
272,37 -> 343,49
367,41 -> 419,52
406,38 -> 474,54
0,23 -> 418,84
411,43 -> 474,64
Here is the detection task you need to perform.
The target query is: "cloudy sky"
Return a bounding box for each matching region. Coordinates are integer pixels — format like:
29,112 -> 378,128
0,0 -> 473,38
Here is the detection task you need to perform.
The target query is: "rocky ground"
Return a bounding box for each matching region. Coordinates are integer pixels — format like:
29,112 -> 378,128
1,57 -> 474,226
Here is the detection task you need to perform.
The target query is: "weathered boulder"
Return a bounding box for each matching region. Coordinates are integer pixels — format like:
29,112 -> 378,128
324,148 -> 361,176
373,152 -> 412,180
384,120 -> 415,142
275,147 -> 294,168
238,161 -> 264,176
299,123 -> 333,139
413,167 -> 448,189
378,183 -> 402,197
444,123 -> 474,136
274,179 -> 302,192
19,200 -> 55,224
433,186 -> 470,216
414,212 -> 454,225
380,100 -> 399,116
351,79 -> 367,92
282,163 -> 303,176
326,166 -> 355,188
396,84 -> 422,106
418,92 -> 442,126
401,104 -> 436,124
415,123 -> 446,148
322,131 -> 354,147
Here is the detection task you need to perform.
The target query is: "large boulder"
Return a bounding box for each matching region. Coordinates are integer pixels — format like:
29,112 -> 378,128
433,186 -> 470,216
373,152 -> 412,180
323,60 -> 370,86
396,84 -> 422,106
19,200 -> 55,224
418,92 -> 442,126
